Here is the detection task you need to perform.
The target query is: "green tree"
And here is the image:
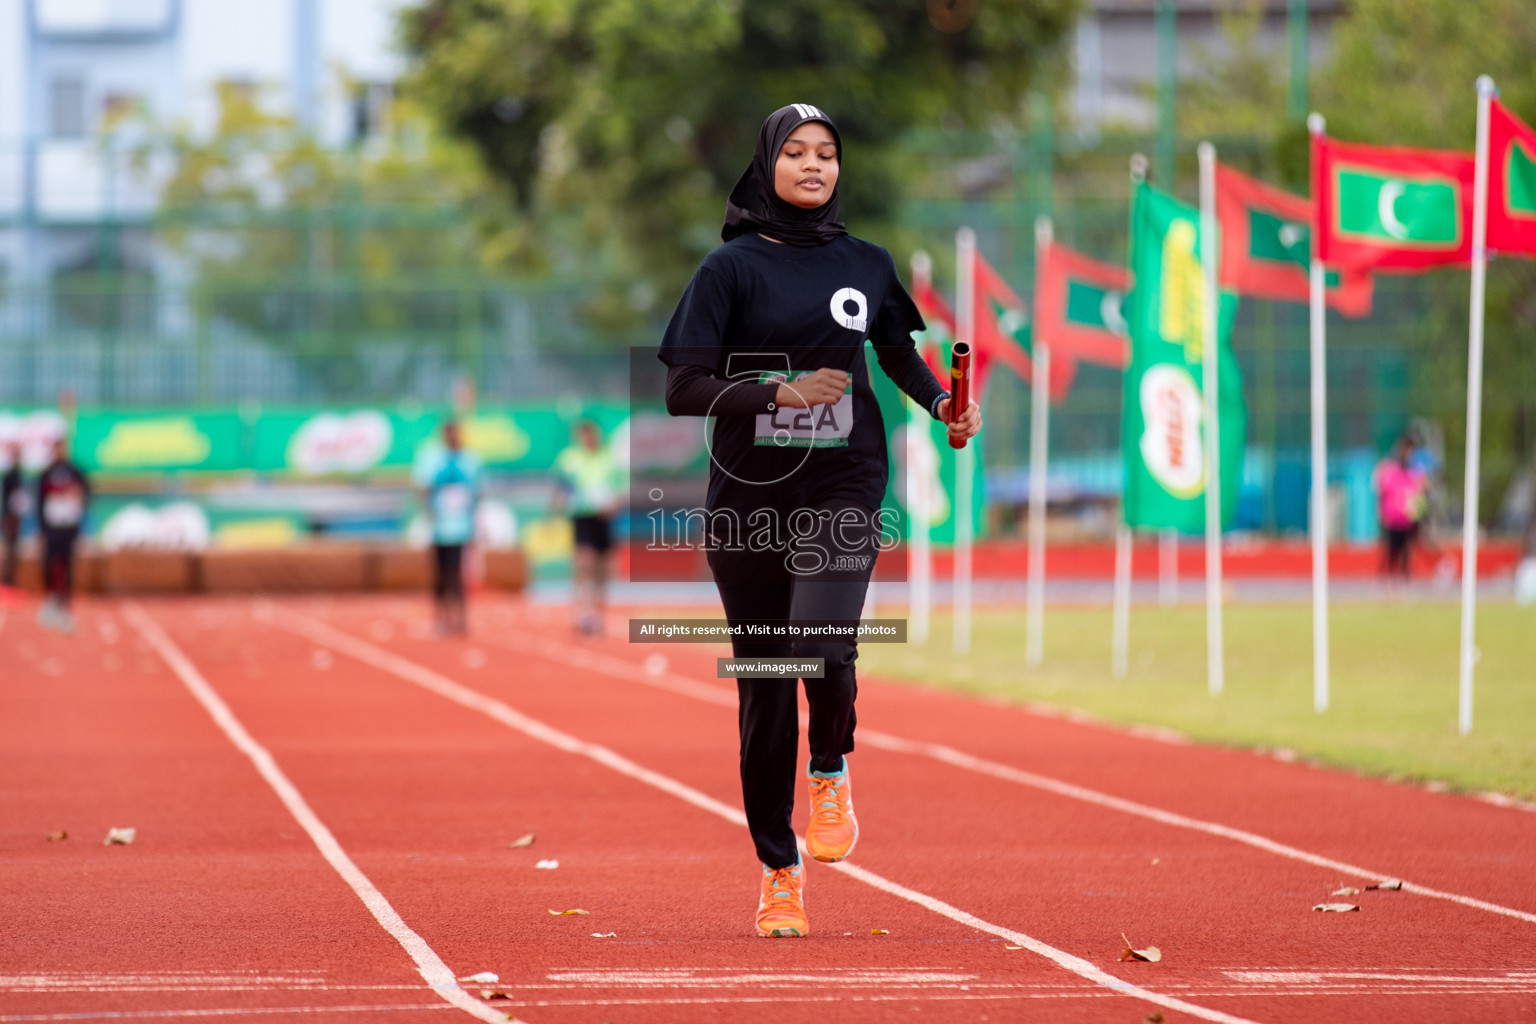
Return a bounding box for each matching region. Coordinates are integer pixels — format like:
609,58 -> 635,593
138,82 -> 522,395
398,0 -> 1077,321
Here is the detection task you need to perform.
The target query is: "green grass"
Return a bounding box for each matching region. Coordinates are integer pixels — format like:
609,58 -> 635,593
859,603 -> 1536,801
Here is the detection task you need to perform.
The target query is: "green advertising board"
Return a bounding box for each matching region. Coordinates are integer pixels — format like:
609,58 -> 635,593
251,408 -> 439,474
19,402 -> 633,477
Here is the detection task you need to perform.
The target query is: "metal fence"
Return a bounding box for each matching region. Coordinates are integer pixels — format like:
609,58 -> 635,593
0,126 -> 1524,534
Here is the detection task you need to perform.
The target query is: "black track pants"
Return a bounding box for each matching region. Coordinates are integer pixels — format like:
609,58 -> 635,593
707,500 -> 878,870
432,543 -> 465,603
42,530 -> 77,606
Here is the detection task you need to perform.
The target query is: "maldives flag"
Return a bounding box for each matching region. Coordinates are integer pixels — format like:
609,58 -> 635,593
973,252 -> 1076,402
1214,162 -> 1373,316
910,273 -> 956,381
1313,134 -> 1476,270
1033,241 -> 1130,369
1489,98 -> 1536,258
911,257 -> 1074,402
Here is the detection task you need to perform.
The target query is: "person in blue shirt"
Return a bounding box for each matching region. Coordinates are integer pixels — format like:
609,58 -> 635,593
415,421 -> 480,636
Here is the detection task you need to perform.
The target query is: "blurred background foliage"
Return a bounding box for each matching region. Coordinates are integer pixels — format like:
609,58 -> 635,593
396,0 -> 1076,324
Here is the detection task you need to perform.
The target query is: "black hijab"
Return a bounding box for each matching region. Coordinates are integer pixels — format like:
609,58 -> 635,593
721,103 -> 848,247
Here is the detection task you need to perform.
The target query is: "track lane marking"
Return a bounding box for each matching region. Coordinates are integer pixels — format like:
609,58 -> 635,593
467,621 -> 1536,927
279,611 -> 1264,1024
121,605 -> 515,1024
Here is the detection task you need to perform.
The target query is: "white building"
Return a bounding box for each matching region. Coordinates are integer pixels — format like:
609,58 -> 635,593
1072,0 -> 1342,133
0,0 -> 408,297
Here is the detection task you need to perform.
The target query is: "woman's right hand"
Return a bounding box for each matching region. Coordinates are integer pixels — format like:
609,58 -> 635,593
774,368 -> 850,408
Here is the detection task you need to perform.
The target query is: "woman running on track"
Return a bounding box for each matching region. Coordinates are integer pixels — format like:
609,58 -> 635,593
659,103 -> 981,937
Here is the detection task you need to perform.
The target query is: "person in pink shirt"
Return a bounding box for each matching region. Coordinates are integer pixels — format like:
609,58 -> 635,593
1374,436 -> 1427,579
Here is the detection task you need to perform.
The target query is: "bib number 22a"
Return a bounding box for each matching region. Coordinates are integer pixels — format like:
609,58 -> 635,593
755,371 -> 853,448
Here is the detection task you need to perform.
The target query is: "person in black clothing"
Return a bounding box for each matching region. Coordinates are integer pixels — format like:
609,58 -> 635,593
1,442 -> 24,589
35,438 -> 90,633
659,103 -> 980,937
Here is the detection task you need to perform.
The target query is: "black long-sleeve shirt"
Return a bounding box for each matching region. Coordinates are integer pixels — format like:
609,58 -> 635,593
659,232 -> 947,513
35,459 -> 89,536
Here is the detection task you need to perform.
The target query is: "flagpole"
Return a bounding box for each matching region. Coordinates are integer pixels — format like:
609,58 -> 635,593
1307,112 -> 1331,714
1459,76 -> 1496,736
909,250 -> 935,646
1159,529 -> 1178,605
1112,522 -> 1131,678
1198,141 -> 1225,697
955,227 -> 977,657
1026,216 -> 1052,668
1115,154 -> 1147,681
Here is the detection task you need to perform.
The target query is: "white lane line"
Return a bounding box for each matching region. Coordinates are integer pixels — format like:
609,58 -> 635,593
281,613 -> 1263,1024
477,625 -> 1536,927
0,1005 -> 453,1021
120,605 -> 514,1024
852,730 -> 1536,926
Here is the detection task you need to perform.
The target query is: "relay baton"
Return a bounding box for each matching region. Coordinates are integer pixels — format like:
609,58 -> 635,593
947,340 -> 972,450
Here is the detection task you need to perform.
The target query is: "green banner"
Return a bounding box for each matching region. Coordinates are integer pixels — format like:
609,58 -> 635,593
252,408 -> 435,474
1122,182 -> 1246,533
252,405 -> 629,475
31,403 -> 632,477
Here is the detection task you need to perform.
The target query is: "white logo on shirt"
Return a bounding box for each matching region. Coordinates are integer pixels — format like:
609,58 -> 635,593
829,287 -> 868,333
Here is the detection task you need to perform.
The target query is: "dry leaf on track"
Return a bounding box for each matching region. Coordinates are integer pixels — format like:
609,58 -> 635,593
1120,934 -> 1162,962
459,972 -> 498,984
104,827 -> 136,846
1003,945 -> 1024,951
45,830 -> 68,842
1331,886 -> 1362,897
479,989 -> 511,1000
870,929 -> 890,935
1145,1014 -> 1166,1023
590,932 -> 617,939
534,859 -> 559,870
547,909 -> 590,916
1312,903 -> 1360,912
1367,879 -> 1403,891
508,833 -> 536,849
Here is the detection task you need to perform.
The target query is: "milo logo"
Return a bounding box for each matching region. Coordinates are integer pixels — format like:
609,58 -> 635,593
288,411 -> 393,475
1138,365 -> 1205,499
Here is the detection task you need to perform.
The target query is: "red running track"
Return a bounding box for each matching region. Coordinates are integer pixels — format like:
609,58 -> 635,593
2,594 -> 1534,1024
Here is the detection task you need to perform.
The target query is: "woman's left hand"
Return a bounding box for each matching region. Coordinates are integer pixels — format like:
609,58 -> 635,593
935,398 -> 982,442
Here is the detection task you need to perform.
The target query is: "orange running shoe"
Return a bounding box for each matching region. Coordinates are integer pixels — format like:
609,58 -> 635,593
805,757 -> 859,863
755,859 -> 808,937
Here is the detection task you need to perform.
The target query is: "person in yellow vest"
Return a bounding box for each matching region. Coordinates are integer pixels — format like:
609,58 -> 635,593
552,420 -> 625,635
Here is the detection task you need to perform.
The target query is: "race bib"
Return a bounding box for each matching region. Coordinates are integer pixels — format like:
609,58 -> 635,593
43,493 -> 83,528
754,371 -> 853,448
435,483 -> 473,516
